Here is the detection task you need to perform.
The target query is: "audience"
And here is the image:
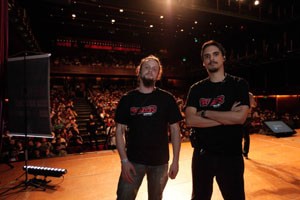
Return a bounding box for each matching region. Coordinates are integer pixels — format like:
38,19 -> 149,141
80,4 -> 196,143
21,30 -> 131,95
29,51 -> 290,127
1,73 -> 299,164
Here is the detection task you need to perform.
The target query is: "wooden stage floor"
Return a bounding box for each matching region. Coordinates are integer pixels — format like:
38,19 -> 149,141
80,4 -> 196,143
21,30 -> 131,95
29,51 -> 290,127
1,130 -> 300,200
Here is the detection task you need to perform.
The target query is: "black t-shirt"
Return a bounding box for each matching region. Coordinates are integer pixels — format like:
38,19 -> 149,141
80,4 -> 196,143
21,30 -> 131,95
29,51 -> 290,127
115,88 -> 183,165
184,74 -> 250,155
87,119 -> 97,134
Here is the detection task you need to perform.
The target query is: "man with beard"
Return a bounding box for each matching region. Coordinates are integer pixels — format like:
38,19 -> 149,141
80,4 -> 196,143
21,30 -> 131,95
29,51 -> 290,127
115,55 -> 183,200
184,40 -> 250,200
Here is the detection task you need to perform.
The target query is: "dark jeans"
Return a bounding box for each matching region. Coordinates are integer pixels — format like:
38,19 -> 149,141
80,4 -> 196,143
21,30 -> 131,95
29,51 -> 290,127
89,132 -> 99,149
191,149 -> 245,200
243,118 -> 252,155
243,128 -> 250,155
117,162 -> 168,200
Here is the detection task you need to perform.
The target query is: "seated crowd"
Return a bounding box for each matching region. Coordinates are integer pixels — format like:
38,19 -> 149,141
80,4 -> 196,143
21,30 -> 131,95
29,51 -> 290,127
0,83 -> 185,164
1,82 -> 299,164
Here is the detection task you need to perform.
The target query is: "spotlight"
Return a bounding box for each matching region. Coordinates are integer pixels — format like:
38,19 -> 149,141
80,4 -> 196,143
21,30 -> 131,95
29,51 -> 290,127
23,165 -> 67,177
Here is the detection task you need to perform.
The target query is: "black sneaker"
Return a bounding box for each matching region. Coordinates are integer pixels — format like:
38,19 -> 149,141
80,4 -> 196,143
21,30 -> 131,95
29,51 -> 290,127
243,153 -> 248,159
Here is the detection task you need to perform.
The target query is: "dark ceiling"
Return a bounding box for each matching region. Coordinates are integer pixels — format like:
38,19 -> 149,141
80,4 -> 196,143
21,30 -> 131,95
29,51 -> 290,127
7,0 -> 300,93
9,0 -> 300,56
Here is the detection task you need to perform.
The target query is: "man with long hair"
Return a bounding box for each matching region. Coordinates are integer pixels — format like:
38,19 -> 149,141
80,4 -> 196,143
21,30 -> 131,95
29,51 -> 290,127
115,55 -> 182,200
185,40 -> 250,200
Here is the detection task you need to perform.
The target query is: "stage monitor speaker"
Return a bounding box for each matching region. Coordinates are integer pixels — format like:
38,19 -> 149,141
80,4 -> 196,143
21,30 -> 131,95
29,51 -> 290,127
263,120 -> 295,137
7,53 -> 52,138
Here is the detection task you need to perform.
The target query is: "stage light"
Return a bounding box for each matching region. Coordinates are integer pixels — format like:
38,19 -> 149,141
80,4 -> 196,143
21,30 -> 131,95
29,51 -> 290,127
23,165 -> 67,177
254,0 -> 260,6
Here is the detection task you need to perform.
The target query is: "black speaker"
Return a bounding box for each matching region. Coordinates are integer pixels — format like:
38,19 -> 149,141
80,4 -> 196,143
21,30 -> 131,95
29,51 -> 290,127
263,120 -> 295,137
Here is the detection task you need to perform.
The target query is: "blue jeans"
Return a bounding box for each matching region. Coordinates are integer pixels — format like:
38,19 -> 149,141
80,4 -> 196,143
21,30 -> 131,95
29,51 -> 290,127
117,162 -> 169,200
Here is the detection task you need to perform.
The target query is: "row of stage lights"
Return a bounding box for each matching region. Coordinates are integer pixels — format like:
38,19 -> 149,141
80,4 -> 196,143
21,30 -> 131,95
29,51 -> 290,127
23,165 -> 67,178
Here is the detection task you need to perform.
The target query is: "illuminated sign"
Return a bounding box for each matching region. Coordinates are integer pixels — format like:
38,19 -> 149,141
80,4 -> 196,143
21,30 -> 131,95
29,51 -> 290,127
56,38 -> 141,52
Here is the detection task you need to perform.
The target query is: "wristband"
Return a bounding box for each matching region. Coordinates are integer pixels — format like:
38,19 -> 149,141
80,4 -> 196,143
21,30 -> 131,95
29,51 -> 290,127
121,158 -> 129,164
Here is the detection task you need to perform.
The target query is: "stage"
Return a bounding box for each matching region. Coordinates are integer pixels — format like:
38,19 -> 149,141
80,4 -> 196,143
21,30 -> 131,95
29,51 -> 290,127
1,130 -> 300,200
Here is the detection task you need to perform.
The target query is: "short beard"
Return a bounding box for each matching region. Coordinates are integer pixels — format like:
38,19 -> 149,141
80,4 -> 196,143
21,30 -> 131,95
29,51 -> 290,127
207,67 -> 218,73
207,67 -> 219,73
141,77 -> 155,87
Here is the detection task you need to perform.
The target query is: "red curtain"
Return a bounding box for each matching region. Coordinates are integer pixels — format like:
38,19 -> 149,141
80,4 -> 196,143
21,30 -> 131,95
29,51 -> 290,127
0,0 -> 8,150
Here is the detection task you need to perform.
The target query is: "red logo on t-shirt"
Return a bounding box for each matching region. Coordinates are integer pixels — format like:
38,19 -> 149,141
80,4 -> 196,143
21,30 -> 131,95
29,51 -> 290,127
199,95 -> 225,108
130,105 -> 157,116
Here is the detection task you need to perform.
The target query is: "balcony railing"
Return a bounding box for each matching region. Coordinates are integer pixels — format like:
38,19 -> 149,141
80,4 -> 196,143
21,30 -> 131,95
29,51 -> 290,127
50,64 -> 188,79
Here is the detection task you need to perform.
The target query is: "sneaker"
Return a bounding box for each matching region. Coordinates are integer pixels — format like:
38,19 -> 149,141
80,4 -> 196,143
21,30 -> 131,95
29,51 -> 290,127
243,153 -> 248,159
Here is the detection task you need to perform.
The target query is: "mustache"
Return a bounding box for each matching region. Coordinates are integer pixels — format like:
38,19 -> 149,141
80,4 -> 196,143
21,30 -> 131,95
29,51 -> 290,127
208,61 -> 218,65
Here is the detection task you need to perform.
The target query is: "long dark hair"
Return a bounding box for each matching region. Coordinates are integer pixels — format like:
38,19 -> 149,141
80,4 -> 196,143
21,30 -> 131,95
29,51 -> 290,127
201,40 -> 226,60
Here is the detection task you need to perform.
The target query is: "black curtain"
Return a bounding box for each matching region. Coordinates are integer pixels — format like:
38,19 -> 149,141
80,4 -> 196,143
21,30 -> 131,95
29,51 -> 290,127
0,0 -> 8,153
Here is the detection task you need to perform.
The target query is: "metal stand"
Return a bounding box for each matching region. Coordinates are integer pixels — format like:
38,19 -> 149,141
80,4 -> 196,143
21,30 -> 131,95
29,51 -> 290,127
0,53 -> 47,197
